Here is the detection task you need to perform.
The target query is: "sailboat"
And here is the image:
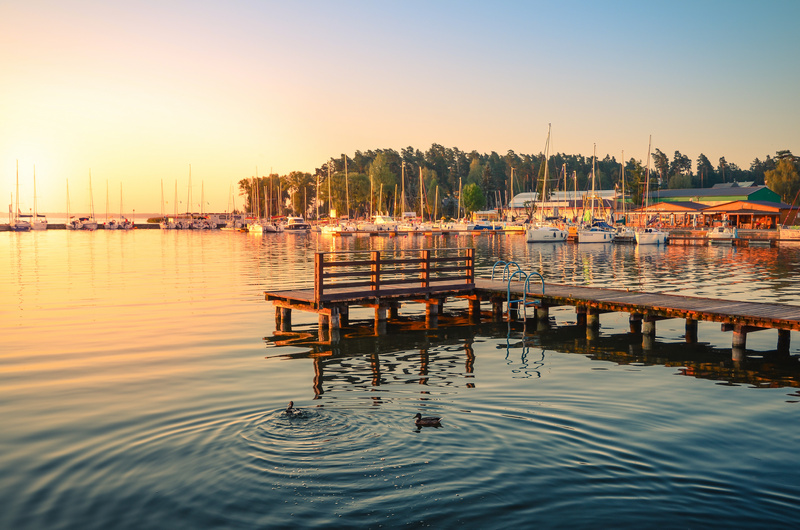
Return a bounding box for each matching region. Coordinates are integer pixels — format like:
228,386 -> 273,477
119,183 -> 133,229
159,180 -> 177,229
527,124 -> 567,243
176,166 -> 194,229
104,180 -> 119,230
9,160 -> 32,231
68,172 -> 98,230
65,179 -> 78,230
614,151 -> 635,242
577,144 -> 614,243
28,165 -> 47,230
247,175 -> 264,233
635,136 -> 668,245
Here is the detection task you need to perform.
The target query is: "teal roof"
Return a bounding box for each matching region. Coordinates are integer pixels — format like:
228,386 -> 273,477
649,186 -> 780,203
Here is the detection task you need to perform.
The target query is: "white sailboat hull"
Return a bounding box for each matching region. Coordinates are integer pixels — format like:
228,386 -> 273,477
577,229 -> 614,243
635,229 -> 668,245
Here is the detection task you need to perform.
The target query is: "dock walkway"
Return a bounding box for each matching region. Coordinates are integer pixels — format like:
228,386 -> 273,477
265,249 -> 799,357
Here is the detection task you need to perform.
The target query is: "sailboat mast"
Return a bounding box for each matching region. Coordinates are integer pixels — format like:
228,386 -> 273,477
33,164 -> 38,220
620,150 -> 625,221
15,160 -> 20,222
510,167 -> 515,219
327,161 -> 332,218
419,167 -> 423,220
344,155 -> 349,219
187,164 -> 192,219
644,135 -> 652,210
543,124 -> 551,219
89,170 -> 95,221
458,178 -> 462,220
401,161 -> 406,215
591,144 -> 596,221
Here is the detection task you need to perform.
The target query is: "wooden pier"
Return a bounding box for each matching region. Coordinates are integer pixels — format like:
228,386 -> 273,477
265,249 -> 800,359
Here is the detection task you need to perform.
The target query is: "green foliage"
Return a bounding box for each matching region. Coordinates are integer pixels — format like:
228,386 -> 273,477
466,155 -> 483,186
765,158 -> 800,203
368,152 -> 398,214
461,183 -> 486,213
652,149 -> 669,180
625,158 -> 645,207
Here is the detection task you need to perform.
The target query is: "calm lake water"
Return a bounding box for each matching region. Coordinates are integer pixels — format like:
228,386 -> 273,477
2,230 -> 800,529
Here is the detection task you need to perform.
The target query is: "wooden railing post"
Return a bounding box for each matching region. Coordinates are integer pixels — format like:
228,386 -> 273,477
421,250 -> 430,290
371,251 -> 381,293
315,252 -> 324,302
466,248 -> 474,285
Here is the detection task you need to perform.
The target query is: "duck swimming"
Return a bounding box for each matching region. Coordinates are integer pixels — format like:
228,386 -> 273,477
414,413 -> 441,427
286,401 -> 297,414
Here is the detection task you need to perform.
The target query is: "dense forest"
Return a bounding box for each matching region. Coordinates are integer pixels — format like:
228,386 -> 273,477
238,145 -> 800,220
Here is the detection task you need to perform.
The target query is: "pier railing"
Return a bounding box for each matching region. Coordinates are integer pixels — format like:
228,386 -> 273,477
314,248 -> 475,302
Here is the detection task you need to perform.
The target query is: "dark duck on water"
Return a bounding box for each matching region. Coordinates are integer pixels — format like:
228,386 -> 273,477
414,413 -> 441,427
286,401 -> 298,415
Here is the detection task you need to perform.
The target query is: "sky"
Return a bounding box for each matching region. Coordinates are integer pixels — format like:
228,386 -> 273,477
2,0 -> 798,214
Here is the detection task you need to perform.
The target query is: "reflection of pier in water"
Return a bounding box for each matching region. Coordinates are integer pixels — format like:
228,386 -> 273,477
265,315 -> 800,398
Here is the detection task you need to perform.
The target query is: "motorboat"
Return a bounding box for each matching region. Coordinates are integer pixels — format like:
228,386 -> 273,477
707,224 -> 737,243
526,225 -> 567,243
284,216 -> 311,232
614,225 -> 636,243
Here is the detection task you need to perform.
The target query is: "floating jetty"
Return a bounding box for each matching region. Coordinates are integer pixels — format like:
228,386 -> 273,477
265,248 -> 800,359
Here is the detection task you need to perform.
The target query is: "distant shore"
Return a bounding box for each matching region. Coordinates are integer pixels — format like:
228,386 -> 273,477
1,223 -> 161,231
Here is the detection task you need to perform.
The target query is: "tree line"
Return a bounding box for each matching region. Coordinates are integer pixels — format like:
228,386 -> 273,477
238,145 -> 800,219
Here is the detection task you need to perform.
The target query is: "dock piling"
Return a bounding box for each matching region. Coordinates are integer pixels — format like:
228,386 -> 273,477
685,318 -> 698,343
280,308 -> 292,331
629,313 -> 642,334
778,329 -> 791,353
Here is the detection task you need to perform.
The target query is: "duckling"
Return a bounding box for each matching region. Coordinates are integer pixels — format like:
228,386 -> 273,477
286,401 -> 297,415
414,412 -> 441,427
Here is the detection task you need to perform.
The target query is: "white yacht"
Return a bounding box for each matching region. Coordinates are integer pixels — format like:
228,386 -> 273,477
526,225 -> 567,243
707,224 -> 737,243
284,216 -> 311,232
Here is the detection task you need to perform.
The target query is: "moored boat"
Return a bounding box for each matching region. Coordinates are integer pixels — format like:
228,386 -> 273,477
577,223 -> 615,243
635,227 -> 668,245
526,225 -> 567,243
707,224 -> 737,243
284,216 -> 311,232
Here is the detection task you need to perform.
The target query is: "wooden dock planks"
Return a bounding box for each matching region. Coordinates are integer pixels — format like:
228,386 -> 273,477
474,279 -> 800,331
